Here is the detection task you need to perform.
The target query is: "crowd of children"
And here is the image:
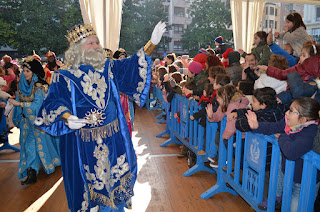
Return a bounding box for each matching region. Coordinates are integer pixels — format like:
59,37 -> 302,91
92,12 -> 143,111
150,12 -> 320,211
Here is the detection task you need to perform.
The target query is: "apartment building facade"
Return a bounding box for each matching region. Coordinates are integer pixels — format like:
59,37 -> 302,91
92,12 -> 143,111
162,0 -> 193,55
261,2 -> 281,33
304,4 -> 320,42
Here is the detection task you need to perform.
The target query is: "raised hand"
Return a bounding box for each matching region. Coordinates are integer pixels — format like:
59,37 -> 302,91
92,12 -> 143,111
206,103 -> 213,119
267,30 -> 273,46
150,21 -> 166,45
245,110 -> 259,129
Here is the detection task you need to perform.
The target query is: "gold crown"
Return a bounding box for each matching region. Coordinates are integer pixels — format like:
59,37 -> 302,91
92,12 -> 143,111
65,24 -> 96,44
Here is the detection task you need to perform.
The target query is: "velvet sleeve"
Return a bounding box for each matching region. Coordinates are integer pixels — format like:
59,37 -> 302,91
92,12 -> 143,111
35,72 -> 73,136
111,48 -> 152,107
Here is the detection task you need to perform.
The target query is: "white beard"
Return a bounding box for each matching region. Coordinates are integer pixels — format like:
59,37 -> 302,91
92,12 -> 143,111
82,48 -> 105,71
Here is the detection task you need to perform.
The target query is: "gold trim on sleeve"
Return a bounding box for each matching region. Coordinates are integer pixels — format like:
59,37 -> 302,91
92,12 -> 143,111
144,40 -> 157,56
61,112 -> 72,122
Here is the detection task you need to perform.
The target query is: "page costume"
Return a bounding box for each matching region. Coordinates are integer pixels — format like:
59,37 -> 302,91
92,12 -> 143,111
13,69 -> 60,180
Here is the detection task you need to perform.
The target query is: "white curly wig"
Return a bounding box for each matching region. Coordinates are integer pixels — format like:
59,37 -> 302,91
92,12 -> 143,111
64,36 -> 105,71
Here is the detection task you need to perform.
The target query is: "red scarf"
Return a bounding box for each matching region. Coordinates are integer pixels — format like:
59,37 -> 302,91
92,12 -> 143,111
198,95 -> 212,106
185,93 -> 192,98
198,90 -> 217,106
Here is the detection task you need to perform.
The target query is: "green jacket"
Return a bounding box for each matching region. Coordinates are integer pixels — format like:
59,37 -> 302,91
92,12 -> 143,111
242,41 -> 271,66
187,70 -> 208,95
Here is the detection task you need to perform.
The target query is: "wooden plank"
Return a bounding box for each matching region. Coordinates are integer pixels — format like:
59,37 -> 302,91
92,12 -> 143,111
0,107 -> 253,212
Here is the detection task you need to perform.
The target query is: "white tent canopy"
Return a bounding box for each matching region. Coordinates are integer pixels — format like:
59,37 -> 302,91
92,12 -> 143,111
79,0 -> 320,53
231,0 -> 320,53
79,0 -> 122,52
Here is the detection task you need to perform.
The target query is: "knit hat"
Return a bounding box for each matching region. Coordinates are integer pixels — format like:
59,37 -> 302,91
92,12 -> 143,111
188,61 -> 202,74
198,48 -> 208,55
214,36 -> 223,44
193,53 -> 207,70
0,77 -> 6,86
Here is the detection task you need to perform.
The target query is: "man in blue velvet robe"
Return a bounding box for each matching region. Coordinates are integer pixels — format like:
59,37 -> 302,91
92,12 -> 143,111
35,22 -> 166,212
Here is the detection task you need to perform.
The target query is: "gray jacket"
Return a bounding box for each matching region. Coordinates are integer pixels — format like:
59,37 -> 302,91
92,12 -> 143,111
279,26 -> 311,57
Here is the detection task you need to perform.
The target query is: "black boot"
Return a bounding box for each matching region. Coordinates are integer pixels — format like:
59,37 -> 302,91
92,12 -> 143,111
21,168 -> 37,185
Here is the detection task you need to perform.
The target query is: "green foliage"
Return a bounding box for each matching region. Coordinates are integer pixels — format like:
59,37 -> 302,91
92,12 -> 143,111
119,0 -> 169,55
0,17 -> 18,47
181,0 -> 233,57
0,0 -> 82,56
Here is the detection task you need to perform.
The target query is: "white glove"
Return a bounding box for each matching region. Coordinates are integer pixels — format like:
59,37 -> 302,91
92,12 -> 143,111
67,115 -> 90,130
150,21 -> 166,45
0,90 -> 11,100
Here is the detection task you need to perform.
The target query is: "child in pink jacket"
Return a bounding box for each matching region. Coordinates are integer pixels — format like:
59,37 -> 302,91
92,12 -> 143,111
206,84 -> 249,140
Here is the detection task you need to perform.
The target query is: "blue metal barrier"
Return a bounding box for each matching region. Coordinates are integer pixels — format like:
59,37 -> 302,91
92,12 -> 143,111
201,116 -> 280,210
146,84 -> 161,111
160,94 -> 218,176
156,101 -> 170,138
153,94 -> 320,209
155,87 -> 167,123
298,151 -> 320,211
200,115 -> 320,211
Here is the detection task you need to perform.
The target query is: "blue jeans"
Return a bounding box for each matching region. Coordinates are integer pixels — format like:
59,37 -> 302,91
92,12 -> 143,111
276,156 -> 320,212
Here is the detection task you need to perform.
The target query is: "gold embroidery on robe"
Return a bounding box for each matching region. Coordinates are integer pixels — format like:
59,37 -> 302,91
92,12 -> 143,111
79,118 -> 119,142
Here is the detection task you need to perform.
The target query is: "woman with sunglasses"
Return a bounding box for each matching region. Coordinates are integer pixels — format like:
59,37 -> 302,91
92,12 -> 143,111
246,97 -> 320,211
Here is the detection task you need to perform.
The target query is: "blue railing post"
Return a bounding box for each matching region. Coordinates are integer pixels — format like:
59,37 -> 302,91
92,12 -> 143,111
201,116 -> 238,199
299,153 -> 317,211
281,160 -> 295,212
266,139 -> 280,212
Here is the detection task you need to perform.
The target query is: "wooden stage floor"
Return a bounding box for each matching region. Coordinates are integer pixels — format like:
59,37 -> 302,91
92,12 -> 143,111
0,107 -> 253,212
